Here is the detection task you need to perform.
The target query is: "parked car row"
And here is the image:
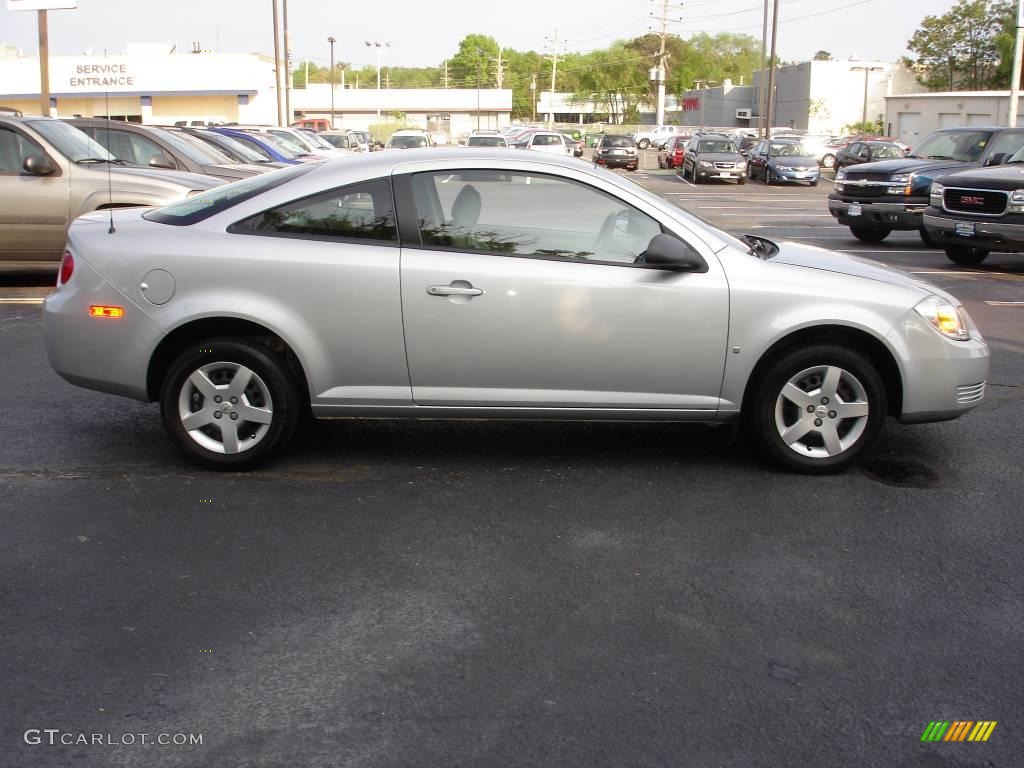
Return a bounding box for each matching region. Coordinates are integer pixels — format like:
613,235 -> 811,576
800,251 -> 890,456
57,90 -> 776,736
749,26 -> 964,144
827,124 -> 1024,265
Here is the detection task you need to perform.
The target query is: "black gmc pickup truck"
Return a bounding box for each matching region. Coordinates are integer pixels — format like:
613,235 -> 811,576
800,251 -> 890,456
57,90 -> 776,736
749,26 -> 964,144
923,161 -> 1024,265
827,126 -> 1024,244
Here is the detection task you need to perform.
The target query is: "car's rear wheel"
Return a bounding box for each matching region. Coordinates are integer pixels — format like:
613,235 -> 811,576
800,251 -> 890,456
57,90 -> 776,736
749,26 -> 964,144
638,138 -> 650,149
944,245 -> 989,265
821,153 -> 836,168
850,224 -> 892,242
738,177 -> 747,185
160,337 -> 302,470
748,345 -> 886,474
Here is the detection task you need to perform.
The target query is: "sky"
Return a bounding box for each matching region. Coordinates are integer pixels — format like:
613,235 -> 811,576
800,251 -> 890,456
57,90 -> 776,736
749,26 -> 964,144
0,0 -> 961,70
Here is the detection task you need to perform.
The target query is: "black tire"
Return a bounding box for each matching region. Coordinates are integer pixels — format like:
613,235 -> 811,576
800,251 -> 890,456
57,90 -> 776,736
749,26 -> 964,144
738,177 -> 747,185
638,138 -> 650,149
160,337 -> 303,470
850,224 -> 892,243
764,169 -> 774,185
746,344 -> 887,474
945,245 -> 989,265
809,180 -> 818,187
821,153 -> 836,169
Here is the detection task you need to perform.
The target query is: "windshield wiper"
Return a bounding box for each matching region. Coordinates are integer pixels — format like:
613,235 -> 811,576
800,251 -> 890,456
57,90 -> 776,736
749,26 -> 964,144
926,155 -> 956,160
75,157 -> 131,165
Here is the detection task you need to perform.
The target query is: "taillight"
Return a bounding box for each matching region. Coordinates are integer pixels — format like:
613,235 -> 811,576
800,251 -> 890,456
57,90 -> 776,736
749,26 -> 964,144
58,250 -> 74,286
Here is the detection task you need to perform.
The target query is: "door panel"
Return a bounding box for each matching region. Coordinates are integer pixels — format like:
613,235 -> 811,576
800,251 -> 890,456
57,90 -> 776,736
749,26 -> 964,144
400,249 -> 728,409
0,127 -> 69,260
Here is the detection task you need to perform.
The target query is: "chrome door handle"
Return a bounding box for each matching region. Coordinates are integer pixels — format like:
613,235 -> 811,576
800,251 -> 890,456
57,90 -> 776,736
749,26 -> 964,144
427,284 -> 483,297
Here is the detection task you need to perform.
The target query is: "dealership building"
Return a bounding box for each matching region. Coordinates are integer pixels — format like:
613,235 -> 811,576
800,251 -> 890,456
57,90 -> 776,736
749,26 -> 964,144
884,91 -> 1024,146
0,43 -> 512,134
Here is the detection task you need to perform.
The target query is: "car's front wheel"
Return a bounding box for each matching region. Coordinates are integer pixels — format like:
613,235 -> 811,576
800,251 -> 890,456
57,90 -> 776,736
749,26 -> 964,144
160,337 -> 303,470
748,345 -> 886,473
638,138 -> 650,149
821,153 -> 836,168
945,245 -> 989,265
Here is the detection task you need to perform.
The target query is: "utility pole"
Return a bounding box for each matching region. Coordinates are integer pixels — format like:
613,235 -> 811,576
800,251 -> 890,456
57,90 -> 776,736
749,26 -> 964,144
492,49 -> 504,88
271,0 -> 283,125
327,36 -> 336,129
758,0 -> 770,138
1009,0 -> 1024,127
765,0 -> 780,137
443,60 -> 450,88
851,65 -> 884,128
283,0 -> 291,124
531,74 -> 537,122
544,29 -> 566,128
38,10 -> 50,117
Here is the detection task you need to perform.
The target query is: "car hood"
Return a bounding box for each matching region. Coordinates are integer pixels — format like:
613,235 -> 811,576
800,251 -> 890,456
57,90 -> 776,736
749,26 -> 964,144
933,162 -> 1024,188
699,153 -> 745,162
110,166 -> 222,189
844,157 -> 968,176
768,240 -> 955,301
770,155 -> 817,166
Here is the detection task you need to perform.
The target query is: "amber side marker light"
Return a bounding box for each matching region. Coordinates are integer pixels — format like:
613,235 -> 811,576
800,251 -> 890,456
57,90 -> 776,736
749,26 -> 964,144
88,305 -> 125,319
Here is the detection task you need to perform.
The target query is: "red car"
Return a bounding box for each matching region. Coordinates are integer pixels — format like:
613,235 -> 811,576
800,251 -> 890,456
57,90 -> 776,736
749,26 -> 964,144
657,134 -> 688,169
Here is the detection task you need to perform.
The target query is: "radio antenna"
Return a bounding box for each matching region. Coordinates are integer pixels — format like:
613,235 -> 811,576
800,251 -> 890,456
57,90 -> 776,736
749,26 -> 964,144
103,50 -> 114,234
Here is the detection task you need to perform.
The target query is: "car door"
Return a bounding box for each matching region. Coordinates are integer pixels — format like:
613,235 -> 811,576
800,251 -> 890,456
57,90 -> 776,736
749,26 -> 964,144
0,124 -> 70,262
749,141 -> 765,175
395,165 -> 729,411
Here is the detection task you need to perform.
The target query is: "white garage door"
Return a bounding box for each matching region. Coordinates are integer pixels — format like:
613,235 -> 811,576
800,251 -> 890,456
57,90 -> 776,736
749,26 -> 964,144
938,112 -> 962,128
897,112 -> 920,145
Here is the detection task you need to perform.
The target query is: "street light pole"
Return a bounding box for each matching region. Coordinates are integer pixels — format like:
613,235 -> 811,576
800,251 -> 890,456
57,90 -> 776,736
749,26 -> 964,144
271,0 -> 283,125
327,36 -> 336,129
365,41 -> 390,123
851,65 -> 884,128
476,49 -> 483,130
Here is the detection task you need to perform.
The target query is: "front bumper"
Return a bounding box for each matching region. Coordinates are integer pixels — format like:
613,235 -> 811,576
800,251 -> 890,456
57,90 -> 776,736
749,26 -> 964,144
828,196 -> 928,230
923,211 -> 1024,253
772,168 -> 819,183
886,309 -> 990,424
695,166 -> 747,180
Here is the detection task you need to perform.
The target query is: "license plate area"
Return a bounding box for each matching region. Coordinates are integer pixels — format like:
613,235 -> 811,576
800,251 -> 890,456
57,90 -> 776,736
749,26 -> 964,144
848,202 -> 862,216
955,222 -> 976,237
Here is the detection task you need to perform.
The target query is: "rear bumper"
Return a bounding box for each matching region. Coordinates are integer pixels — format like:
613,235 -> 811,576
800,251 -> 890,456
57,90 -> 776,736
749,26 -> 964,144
597,156 -> 638,168
828,196 -> 927,230
923,211 -> 1024,252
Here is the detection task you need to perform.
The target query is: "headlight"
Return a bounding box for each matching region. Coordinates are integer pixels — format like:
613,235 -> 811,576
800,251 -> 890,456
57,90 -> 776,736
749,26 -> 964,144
915,296 -> 971,341
929,182 -> 944,207
1009,188 -> 1024,213
836,168 -> 847,180
699,160 -> 713,168
890,173 -> 910,183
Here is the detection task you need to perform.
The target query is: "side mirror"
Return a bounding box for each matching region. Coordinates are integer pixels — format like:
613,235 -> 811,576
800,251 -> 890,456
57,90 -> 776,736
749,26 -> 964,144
986,152 -> 1009,166
641,234 -> 707,272
23,154 -> 57,175
148,153 -> 176,170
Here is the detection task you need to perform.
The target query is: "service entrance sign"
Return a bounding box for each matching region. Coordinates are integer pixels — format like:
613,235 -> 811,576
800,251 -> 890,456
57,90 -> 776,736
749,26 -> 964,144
7,1 -> 77,9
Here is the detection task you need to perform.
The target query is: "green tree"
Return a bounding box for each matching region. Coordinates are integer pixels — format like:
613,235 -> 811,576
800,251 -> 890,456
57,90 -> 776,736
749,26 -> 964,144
813,50 -> 833,61
904,0 -> 1006,90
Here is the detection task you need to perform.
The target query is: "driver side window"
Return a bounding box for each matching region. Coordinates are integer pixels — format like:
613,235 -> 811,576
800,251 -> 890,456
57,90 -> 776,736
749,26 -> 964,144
409,170 -> 664,265
0,127 -> 43,174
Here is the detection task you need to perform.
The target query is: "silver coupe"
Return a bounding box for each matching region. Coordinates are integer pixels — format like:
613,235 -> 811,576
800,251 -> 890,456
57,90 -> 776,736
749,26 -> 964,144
43,150 -> 990,473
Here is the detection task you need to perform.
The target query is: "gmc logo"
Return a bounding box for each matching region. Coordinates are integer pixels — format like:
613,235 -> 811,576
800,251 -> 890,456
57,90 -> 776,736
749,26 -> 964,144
960,195 -> 985,205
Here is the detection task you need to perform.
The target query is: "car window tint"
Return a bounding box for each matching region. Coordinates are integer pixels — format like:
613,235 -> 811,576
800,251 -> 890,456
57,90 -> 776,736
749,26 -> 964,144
233,177 -> 397,243
390,135 -> 427,148
0,126 -> 43,173
699,140 -> 736,153
984,131 -> 1024,159
870,144 -> 901,159
88,128 -> 165,166
603,136 -> 634,148
409,170 -> 662,265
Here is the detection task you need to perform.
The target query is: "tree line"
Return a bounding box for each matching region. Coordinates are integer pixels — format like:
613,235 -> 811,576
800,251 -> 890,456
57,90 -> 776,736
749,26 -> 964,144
291,31 -> 762,121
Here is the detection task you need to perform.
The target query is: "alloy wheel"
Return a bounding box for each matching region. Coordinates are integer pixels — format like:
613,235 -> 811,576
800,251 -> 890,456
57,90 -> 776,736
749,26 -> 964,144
773,364 -> 869,459
177,361 -> 274,454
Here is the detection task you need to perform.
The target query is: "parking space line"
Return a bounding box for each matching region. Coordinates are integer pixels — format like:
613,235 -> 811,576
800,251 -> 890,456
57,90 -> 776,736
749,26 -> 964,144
984,301 -> 1024,305
0,297 -> 44,304
719,213 -> 833,217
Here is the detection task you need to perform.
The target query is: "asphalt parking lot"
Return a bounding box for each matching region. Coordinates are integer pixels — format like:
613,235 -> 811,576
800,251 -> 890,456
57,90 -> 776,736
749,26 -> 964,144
1,151 -> 1022,767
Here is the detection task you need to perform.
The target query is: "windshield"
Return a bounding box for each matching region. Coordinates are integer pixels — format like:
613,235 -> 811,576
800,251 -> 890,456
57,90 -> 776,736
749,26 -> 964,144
467,136 -> 506,147
769,142 -> 808,156
253,132 -> 304,159
389,135 -> 427,148
321,134 -> 350,148
698,140 -> 737,153
908,130 -> 992,161
155,128 -> 232,164
303,132 -> 335,150
29,118 -> 115,162
144,163 -> 316,225
602,135 -> 634,148
266,129 -> 316,154
192,131 -> 268,163
865,143 -> 904,159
